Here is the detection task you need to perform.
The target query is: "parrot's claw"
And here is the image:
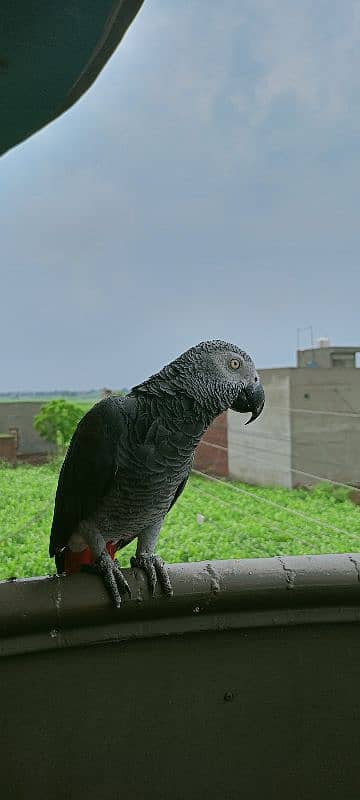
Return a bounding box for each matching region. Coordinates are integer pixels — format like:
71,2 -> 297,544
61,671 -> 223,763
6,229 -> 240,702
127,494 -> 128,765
81,551 -> 131,608
131,554 -> 173,597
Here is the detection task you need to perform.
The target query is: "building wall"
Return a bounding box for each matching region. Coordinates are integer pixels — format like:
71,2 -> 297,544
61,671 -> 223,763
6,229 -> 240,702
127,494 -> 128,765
297,347 -> 359,369
0,402 -> 56,456
227,370 -> 292,488
290,368 -> 360,487
0,434 -> 16,464
227,366 -> 360,488
193,412 -> 228,477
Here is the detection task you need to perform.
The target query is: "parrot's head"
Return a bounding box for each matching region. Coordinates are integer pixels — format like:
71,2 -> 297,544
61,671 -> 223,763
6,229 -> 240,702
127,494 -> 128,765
167,340 -> 265,424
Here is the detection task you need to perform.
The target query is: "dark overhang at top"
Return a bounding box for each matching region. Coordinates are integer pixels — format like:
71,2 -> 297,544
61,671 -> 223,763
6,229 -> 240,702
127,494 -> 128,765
0,0 -> 144,157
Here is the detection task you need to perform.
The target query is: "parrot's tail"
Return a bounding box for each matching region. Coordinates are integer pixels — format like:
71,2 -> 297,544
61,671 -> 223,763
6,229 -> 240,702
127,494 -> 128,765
55,542 -> 117,575
55,549 -> 66,574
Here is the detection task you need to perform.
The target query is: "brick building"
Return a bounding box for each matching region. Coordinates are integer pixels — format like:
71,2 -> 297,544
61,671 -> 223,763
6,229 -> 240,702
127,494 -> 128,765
0,402 -> 56,464
193,412 -> 228,477
0,434 -> 17,465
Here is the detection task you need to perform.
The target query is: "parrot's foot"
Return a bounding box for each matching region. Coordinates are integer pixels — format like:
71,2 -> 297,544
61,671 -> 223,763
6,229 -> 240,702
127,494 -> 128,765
131,554 -> 173,597
81,551 -> 131,608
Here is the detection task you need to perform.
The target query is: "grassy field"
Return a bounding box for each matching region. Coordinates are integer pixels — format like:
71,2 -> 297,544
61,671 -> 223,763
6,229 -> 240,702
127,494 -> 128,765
0,393 -> 103,403
0,460 -> 359,581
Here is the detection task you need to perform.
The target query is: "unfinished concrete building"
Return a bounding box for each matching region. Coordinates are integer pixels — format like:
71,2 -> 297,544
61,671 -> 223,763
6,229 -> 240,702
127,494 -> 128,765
195,343 -> 360,488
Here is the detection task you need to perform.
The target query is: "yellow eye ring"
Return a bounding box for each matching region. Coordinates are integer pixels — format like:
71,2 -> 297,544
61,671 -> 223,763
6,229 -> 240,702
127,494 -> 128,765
229,358 -> 241,370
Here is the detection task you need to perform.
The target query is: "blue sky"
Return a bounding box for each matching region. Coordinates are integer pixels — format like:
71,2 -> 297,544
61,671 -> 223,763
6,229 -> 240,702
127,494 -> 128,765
1,0 -> 360,391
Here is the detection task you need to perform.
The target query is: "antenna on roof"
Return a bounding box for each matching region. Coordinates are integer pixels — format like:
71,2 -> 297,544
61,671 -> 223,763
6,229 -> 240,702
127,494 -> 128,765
296,325 -> 315,351
296,326 -> 317,367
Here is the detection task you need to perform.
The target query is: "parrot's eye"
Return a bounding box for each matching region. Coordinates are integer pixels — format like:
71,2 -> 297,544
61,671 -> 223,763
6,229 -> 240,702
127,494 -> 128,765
229,358 -> 241,370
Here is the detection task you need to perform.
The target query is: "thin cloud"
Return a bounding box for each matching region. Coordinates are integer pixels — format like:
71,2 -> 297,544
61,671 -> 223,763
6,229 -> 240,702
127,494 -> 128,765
1,0 -> 360,390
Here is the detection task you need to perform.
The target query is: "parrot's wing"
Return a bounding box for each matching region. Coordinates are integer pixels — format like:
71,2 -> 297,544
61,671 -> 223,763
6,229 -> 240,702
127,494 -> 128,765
167,453 -> 194,514
49,397 -> 126,556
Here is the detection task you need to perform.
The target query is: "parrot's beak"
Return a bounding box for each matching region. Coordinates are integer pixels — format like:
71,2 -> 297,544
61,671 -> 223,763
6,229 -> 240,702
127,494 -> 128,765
230,380 -> 265,424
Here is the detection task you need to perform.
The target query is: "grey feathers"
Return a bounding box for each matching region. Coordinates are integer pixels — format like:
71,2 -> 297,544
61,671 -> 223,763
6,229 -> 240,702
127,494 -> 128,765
50,340 -> 264,570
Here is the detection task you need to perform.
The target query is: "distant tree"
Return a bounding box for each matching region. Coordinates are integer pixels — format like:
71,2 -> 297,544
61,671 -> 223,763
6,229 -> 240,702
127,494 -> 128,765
33,399 -> 85,453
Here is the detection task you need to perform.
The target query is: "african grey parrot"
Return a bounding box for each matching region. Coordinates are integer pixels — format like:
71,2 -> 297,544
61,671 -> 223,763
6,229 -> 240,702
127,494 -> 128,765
50,340 -> 265,606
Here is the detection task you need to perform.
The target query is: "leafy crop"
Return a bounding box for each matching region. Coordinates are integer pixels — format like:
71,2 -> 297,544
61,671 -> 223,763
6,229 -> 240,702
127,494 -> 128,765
0,461 -> 359,581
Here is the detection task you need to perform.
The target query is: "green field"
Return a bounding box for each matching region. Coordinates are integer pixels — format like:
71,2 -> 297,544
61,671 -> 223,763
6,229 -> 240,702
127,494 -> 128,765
0,393 -> 103,403
0,392 -> 125,404
1,460 -> 359,581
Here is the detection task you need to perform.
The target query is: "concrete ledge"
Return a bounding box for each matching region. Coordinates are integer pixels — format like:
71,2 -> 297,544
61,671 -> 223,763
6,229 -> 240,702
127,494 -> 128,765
2,555 -> 360,799
1,553 -> 360,657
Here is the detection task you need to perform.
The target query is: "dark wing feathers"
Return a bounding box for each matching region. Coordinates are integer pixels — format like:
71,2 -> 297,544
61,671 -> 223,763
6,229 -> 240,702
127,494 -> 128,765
49,397 -> 125,555
167,453 -> 194,513
50,394 -> 194,557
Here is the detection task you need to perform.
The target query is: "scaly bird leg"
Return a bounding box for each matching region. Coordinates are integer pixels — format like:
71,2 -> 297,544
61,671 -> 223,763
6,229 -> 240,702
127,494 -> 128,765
80,527 -> 131,608
131,522 -> 173,597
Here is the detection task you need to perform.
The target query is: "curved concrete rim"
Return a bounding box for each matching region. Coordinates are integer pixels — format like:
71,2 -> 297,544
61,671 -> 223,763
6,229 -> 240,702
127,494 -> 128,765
1,554 -> 360,657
